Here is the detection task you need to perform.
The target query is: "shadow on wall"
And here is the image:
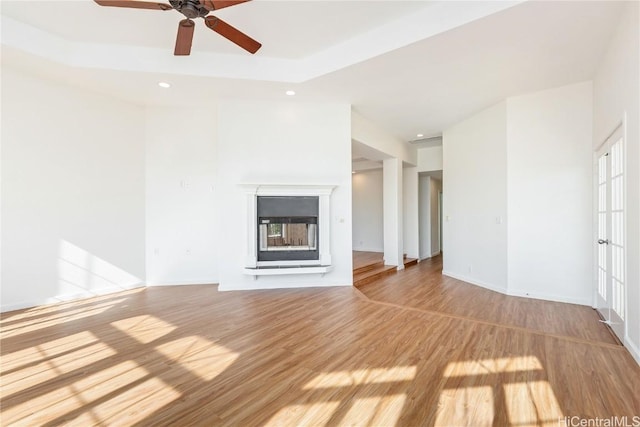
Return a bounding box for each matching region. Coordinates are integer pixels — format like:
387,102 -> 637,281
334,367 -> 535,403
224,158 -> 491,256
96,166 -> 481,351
56,240 -> 142,301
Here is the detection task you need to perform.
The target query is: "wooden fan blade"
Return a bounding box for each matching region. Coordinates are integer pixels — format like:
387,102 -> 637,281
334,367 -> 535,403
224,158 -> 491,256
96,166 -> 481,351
94,0 -> 172,10
174,19 -> 195,56
204,16 -> 261,54
199,0 -> 250,11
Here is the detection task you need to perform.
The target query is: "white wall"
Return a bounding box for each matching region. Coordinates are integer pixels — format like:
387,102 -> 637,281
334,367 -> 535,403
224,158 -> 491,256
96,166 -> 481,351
383,158 -> 403,267
507,82 -> 593,305
217,100 -> 352,290
352,169 -> 383,252
352,111 -> 417,165
418,146 -> 443,172
1,67 -> 145,311
403,166 -> 419,259
430,177 -> 442,256
443,102 -> 508,292
145,107 -> 219,285
593,1 -> 640,363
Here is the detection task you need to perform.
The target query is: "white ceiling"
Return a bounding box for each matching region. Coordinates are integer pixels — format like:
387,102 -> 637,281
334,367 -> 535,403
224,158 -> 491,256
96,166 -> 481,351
0,0 -> 431,58
0,0 -> 626,143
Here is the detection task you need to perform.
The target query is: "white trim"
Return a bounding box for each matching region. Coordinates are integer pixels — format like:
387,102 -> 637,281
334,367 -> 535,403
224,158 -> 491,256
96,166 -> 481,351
0,283 -> 145,313
507,288 -> 592,306
239,184 -> 337,197
243,265 -> 333,277
353,246 -> 384,253
442,270 -> 507,294
443,271 -> 591,306
624,335 -> 640,366
257,260 -> 321,267
146,280 -> 218,287
419,250 -> 442,261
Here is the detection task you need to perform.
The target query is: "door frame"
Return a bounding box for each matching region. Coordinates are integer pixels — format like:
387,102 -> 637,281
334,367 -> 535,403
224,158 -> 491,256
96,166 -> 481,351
592,117 -> 627,343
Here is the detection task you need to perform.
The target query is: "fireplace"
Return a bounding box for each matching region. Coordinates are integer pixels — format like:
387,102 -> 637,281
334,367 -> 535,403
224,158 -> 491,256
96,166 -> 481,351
257,196 -> 319,262
243,184 -> 334,273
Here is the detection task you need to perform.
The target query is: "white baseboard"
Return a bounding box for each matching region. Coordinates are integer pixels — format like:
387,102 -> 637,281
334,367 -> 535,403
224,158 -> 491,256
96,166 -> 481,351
419,251 -> 441,261
146,280 -> 218,287
442,271 -> 591,306
353,246 -> 383,253
442,270 -> 508,294
624,336 -> 640,366
1,283 -> 146,313
507,288 -> 591,306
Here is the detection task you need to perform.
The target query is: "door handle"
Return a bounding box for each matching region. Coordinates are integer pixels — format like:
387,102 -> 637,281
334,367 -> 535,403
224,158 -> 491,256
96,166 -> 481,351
598,239 -> 610,245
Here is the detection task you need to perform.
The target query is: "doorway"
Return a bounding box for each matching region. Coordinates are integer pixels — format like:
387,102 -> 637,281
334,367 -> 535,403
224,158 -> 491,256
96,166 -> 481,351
594,124 -> 626,342
418,172 -> 442,260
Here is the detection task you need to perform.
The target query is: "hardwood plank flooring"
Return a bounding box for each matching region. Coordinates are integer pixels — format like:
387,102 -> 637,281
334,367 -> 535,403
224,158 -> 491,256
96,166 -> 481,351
353,251 -> 384,271
357,255 -> 619,345
1,281 -> 638,426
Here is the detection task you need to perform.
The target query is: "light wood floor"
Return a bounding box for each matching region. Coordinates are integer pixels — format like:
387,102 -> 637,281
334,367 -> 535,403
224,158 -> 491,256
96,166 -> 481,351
353,251 -> 384,271
2,269 -> 639,425
357,255 -> 620,345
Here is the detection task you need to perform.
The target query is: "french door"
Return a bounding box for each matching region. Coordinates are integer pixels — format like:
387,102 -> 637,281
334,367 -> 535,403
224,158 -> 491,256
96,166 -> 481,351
595,125 -> 625,342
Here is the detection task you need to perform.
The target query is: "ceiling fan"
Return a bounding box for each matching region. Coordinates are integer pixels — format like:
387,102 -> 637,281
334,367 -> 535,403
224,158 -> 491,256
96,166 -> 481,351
93,0 -> 261,55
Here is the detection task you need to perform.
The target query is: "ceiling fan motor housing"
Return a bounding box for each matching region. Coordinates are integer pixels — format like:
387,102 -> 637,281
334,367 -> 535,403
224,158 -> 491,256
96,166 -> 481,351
170,0 -> 209,19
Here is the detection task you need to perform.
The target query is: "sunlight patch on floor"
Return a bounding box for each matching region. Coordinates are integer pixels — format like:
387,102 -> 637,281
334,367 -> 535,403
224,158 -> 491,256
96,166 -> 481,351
155,336 -> 239,381
264,401 -> 341,426
77,376 -> 181,425
444,356 -> 543,377
3,360 -> 179,425
340,393 -> 407,426
1,330 -> 100,371
1,299 -> 126,338
436,385 -> 494,427
111,314 -> 177,344
1,341 -> 117,394
504,381 -> 563,427
303,366 -> 416,389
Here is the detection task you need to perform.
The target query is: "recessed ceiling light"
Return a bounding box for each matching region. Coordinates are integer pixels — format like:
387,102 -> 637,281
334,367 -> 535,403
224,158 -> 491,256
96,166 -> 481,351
158,82 -> 171,88
285,90 -> 296,96
416,133 -> 424,138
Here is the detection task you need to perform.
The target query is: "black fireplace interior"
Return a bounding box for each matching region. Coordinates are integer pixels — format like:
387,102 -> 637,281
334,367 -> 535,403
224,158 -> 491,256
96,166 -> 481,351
257,196 -> 319,262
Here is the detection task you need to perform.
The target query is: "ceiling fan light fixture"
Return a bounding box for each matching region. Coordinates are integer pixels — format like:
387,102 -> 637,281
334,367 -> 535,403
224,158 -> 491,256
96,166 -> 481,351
417,133 -> 424,138
158,81 -> 171,88
93,0 -> 261,56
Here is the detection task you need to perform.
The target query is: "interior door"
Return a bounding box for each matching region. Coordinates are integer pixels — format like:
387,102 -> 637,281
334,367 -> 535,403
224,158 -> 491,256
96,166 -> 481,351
595,125 -> 625,342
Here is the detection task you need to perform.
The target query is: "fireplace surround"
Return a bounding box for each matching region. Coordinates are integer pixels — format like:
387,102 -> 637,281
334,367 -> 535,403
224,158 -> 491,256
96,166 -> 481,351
242,185 -> 335,276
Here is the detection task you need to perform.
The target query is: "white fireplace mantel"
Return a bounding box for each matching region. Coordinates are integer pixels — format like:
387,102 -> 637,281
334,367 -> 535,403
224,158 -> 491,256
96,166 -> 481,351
241,184 -> 336,274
